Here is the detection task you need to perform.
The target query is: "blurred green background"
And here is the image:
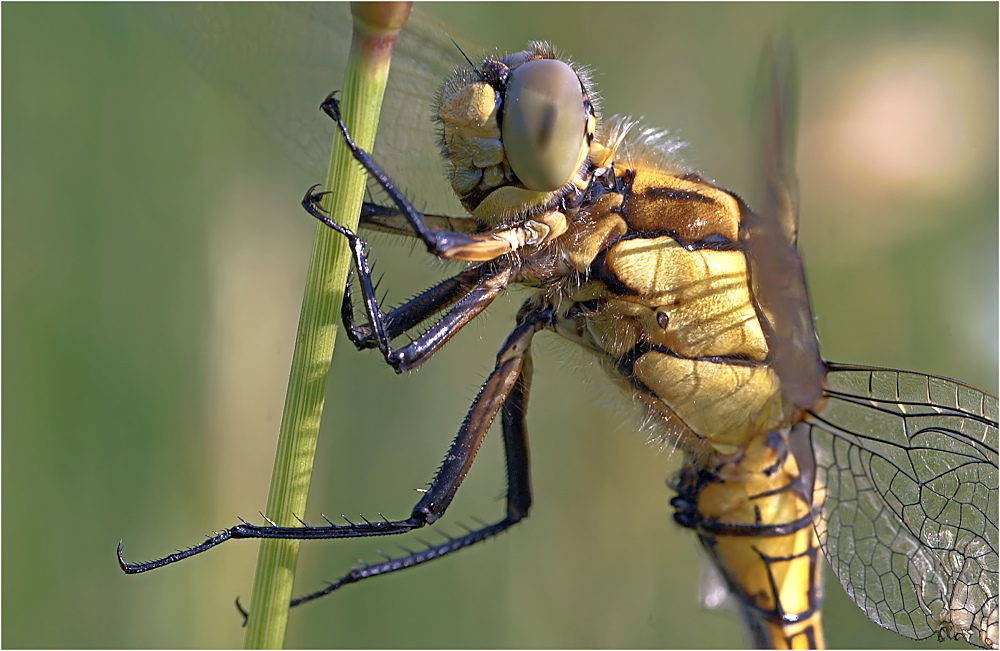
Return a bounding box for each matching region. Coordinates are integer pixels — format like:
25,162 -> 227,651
3,3 -> 996,648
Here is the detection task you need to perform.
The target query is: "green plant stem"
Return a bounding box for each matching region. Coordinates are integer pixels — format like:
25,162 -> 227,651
242,3 -> 411,648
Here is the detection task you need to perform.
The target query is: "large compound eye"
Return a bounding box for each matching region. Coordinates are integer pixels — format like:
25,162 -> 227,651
502,58 -> 587,192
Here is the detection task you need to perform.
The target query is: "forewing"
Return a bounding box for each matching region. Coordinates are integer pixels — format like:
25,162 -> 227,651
744,38 -> 825,411
805,364 -> 999,647
138,3 -> 475,215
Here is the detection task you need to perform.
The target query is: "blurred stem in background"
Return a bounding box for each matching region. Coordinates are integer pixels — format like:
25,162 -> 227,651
243,3 -> 412,647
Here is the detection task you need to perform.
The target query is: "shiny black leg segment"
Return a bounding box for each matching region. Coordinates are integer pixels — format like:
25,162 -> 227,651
277,303 -> 548,609
342,263 -> 506,353
118,303 -> 553,608
321,93 -> 481,258
500,342 -> 533,520
303,188 -> 515,372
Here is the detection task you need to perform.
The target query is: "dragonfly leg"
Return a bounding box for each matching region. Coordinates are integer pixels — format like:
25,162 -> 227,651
319,93 -> 477,257
321,93 -> 530,262
121,303 -> 549,610
342,263 -> 506,356
287,303 -> 548,609
358,201 -> 485,239
119,303 -> 549,584
341,268 -> 472,349
304,187 -> 516,372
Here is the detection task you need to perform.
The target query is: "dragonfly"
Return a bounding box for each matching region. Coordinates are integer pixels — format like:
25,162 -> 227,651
123,3 -> 996,644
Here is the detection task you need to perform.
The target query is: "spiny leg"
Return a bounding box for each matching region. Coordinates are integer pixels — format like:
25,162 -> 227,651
321,93 -> 481,258
343,200 -> 497,346
303,188 -> 516,372
341,268 -> 470,349
342,262 -> 505,353
118,304 -> 551,584
358,202 -> 484,239
286,302 -> 547,608
324,93 -> 547,264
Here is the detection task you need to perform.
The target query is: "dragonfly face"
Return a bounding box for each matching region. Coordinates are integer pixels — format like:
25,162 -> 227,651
123,3 -> 992,648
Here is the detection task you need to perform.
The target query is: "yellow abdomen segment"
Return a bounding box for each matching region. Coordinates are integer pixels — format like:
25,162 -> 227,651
676,432 -> 825,649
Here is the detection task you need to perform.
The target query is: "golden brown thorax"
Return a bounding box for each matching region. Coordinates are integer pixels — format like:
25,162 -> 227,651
555,159 -> 788,458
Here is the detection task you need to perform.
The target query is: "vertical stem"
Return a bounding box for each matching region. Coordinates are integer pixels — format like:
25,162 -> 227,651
242,3 -> 411,648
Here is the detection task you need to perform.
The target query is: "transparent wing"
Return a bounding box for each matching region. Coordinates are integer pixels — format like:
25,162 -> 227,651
138,3 -> 478,214
744,38 -> 825,412
804,363 -> 999,647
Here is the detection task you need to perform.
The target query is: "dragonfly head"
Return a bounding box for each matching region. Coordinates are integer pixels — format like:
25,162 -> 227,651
437,42 -> 607,224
